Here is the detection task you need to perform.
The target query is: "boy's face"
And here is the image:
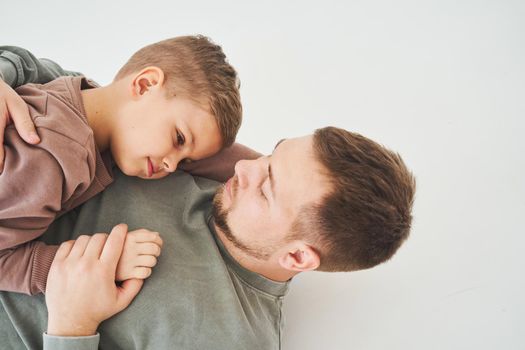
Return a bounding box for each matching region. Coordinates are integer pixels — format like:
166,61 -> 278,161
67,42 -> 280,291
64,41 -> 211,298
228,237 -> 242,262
111,83 -> 222,180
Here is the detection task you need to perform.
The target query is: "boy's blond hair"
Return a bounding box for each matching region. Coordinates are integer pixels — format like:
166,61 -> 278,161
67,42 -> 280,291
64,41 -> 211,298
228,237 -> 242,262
115,35 -> 242,147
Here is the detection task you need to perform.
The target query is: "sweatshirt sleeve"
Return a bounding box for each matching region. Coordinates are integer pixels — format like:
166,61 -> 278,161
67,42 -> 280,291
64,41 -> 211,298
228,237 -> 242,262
179,143 -> 262,183
0,120 -> 96,294
0,45 -> 82,88
43,333 -> 100,350
0,132 -> 65,294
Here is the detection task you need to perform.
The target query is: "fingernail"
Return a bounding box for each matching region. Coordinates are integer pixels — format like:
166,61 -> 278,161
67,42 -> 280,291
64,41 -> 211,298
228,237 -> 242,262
28,132 -> 40,143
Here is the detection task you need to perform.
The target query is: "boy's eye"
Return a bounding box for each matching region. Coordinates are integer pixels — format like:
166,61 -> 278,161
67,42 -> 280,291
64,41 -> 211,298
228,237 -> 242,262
176,131 -> 185,146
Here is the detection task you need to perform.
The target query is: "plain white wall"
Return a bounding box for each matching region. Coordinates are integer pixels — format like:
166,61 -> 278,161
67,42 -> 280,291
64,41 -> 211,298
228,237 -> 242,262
2,0 -> 524,349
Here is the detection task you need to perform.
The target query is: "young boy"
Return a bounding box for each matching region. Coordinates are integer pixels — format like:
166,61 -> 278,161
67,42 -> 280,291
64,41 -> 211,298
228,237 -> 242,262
0,36 -> 243,295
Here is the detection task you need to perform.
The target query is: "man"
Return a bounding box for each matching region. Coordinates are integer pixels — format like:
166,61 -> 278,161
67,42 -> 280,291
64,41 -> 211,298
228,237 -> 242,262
0,47 -> 415,350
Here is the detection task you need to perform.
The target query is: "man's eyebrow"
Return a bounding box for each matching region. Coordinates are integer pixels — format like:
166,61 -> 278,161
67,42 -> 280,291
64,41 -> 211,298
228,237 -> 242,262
273,138 -> 286,151
268,139 -> 285,201
269,162 -> 276,201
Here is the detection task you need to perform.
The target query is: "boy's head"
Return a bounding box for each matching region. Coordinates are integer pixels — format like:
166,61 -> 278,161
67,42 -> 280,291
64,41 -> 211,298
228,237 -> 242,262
107,35 -> 242,179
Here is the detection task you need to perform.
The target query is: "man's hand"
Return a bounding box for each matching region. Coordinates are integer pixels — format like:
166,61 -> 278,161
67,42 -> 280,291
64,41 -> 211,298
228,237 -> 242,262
45,224 -> 144,337
116,228 -> 163,281
0,78 -> 40,173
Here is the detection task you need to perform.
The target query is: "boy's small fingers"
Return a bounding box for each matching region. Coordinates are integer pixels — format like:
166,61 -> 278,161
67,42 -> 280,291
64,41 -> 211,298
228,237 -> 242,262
138,242 -> 162,257
137,255 -> 158,268
133,230 -> 162,245
133,267 -> 152,279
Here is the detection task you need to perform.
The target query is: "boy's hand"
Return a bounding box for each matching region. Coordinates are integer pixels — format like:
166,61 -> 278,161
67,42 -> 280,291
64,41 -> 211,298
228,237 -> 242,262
0,78 -> 40,173
116,228 -> 163,281
46,224 -> 144,337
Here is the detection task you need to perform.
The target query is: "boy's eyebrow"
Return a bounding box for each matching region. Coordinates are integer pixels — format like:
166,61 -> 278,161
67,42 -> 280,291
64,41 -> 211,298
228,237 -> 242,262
190,130 -> 195,149
186,127 -> 195,155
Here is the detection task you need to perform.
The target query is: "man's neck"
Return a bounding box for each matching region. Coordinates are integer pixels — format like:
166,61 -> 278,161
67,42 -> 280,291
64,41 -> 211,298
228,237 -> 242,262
213,222 -> 297,283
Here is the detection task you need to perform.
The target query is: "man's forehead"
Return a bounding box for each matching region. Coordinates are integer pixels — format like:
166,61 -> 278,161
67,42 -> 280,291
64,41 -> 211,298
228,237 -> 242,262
271,135 -> 329,207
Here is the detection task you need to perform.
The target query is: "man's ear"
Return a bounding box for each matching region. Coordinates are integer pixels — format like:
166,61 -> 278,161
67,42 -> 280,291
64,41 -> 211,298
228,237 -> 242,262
130,66 -> 165,98
278,242 -> 320,272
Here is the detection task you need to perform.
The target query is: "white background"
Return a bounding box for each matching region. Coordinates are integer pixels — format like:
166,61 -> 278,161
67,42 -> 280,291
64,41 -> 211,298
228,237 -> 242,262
2,0 -> 524,349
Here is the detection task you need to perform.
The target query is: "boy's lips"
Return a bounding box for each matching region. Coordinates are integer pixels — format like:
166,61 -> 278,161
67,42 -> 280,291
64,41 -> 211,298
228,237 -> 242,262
147,158 -> 154,177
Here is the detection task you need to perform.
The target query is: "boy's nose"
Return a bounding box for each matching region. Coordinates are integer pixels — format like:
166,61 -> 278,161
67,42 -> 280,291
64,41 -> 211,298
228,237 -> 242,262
162,155 -> 180,173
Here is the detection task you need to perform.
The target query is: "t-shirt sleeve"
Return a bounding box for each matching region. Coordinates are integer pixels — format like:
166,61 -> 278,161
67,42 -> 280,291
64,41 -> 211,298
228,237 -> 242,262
43,333 -> 100,350
179,142 -> 262,183
0,45 -> 82,87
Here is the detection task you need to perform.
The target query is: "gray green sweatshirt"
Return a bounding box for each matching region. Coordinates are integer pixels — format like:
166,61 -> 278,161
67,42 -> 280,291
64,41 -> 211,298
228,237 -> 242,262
1,169 -> 288,350
0,46 -> 287,349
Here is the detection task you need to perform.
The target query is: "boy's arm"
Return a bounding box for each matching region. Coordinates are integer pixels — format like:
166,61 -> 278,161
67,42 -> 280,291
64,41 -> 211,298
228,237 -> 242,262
0,124 -> 95,295
0,45 -> 82,88
0,136 -> 65,294
179,143 -> 262,182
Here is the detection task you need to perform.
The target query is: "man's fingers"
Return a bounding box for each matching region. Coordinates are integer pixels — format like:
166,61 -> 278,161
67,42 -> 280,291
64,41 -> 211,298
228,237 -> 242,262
83,233 -> 109,259
68,235 -> 91,258
54,240 -> 75,261
100,224 -> 128,268
116,278 -> 144,311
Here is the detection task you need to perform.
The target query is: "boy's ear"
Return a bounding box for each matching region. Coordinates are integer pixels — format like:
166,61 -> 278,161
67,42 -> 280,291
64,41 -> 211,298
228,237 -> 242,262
130,66 -> 165,98
278,242 -> 320,273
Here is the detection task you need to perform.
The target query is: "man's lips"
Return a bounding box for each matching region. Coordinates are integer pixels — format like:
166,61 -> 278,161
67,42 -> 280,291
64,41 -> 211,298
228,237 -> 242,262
225,177 -> 234,199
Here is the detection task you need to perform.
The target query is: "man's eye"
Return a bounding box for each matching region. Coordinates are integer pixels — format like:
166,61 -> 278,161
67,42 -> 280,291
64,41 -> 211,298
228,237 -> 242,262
176,131 -> 185,146
260,180 -> 268,200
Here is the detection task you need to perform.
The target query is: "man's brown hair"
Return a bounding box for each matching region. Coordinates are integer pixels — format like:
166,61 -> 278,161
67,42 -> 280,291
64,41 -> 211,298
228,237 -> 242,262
114,35 -> 242,147
294,127 -> 416,272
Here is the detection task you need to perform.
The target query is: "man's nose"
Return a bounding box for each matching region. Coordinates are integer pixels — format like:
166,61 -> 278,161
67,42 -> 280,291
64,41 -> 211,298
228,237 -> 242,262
234,158 -> 265,188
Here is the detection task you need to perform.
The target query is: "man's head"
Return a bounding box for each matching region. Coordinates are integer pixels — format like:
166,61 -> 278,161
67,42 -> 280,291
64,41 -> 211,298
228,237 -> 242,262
108,35 -> 242,179
212,127 -> 415,279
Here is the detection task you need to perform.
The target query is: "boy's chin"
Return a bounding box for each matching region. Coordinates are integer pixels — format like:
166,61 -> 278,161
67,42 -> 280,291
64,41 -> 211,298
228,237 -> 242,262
142,172 -> 170,180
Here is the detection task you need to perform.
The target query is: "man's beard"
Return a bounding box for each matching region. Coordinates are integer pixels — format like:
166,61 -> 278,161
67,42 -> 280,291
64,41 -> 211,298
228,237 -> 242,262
212,186 -> 274,261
